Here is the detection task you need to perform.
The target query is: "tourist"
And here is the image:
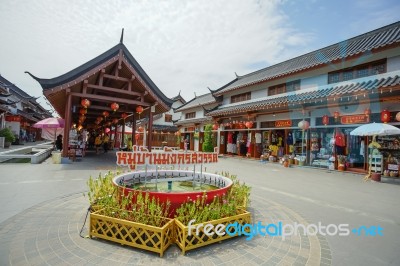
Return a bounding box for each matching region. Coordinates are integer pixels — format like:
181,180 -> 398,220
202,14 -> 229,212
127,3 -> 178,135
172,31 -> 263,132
94,134 -> 102,154
55,134 -> 63,151
103,133 -> 110,153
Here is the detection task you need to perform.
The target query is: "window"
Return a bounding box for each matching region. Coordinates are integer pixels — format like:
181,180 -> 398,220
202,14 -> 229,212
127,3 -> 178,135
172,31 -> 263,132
164,114 -> 172,122
268,80 -> 300,96
231,92 -> 251,103
185,112 -> 196,119
328,59 -> 387,84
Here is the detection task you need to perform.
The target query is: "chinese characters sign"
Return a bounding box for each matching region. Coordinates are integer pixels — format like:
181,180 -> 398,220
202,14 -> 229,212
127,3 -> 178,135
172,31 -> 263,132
275,120 -> 292,127
340,115 -> 368,124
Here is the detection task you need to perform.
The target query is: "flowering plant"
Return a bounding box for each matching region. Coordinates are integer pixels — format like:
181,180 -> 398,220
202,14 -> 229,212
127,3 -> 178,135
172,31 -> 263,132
337,155 -> 347,164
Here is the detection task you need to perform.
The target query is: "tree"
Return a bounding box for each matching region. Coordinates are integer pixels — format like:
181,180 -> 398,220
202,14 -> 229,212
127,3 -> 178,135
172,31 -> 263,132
202,124 -> 214,152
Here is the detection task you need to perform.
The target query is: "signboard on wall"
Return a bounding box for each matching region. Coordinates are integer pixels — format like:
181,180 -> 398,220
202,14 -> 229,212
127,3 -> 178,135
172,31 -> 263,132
275,120 -> 292,127
5,115 -> 21,122
340,115 -> 369,124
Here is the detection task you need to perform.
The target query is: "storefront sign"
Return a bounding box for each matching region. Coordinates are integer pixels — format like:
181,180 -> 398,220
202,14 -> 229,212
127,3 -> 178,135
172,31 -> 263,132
5,115 -> 21,122
340,115 -> 368,124
116,145 -> 218,170
275,120 -> 292,127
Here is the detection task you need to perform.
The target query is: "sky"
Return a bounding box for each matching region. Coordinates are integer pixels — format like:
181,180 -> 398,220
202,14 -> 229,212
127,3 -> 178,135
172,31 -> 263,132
0,0 -> 399,111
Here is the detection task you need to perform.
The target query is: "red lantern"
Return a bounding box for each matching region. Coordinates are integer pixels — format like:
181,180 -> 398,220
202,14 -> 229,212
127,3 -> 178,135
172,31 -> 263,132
79,108 -> 87,115
81,99 -> 90,108
135,133 -> 140,140
245,121 -> 253,129
322,115 -> 329,126
121,113 -> 128,120
102,111 -> 110,117
110,102 -> 119,112
364,108 -> 371,116
396,112 -> 400,122
333,111 -> 340,119
105,128 -> 110,134
112,118 -> 119,124
381,109 -> 390,123
212,123 -> 219,130
136,106 -> 143,114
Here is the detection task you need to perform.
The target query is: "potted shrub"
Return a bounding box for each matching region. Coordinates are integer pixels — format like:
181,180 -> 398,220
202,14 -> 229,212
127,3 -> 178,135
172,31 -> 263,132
0,127 -> 16,148
337,155 -> 347,171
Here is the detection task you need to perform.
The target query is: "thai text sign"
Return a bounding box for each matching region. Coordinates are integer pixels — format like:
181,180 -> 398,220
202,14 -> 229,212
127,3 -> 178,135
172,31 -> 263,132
340,115 -> 368,124
116,145 -> 218,168
5,115 -> 21,122
275,120 -> 292,127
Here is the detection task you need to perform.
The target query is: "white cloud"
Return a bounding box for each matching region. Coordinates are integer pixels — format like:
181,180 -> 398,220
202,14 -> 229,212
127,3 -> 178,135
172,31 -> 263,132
0,0 -> 312,106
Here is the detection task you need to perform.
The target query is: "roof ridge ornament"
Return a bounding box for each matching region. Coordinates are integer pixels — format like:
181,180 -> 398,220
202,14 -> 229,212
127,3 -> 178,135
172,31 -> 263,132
235,72 -> 239,78
120,28 -> 124,44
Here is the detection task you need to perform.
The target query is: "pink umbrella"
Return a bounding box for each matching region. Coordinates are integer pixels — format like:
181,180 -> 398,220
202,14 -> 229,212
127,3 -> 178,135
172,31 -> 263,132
33,117 -> 65,129
33,117 -> 65,143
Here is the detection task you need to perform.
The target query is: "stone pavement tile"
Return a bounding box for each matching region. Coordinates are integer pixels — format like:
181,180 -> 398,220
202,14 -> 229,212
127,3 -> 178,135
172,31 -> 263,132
0,192 -> 326,265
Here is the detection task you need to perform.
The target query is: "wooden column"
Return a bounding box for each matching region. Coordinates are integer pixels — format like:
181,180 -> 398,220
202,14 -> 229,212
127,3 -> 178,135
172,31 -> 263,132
62,91 -> 72,157
121,120 -> 125,148
147,110 -> 153,151
132,114 -> 136,146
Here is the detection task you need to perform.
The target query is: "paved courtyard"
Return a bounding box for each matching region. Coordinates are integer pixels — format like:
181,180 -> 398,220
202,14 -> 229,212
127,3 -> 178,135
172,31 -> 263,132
0,146 -> 399,265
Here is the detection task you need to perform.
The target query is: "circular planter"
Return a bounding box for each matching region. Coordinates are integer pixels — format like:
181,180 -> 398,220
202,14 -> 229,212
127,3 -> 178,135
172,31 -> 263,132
113,170 -> 233,218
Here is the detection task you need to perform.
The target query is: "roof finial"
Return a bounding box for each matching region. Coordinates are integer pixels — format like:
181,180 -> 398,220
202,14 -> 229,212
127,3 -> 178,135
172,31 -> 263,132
194,92 -> 197,98
235,72 -> 239,78
120,28 -> 124,43
178,90 -> 181,96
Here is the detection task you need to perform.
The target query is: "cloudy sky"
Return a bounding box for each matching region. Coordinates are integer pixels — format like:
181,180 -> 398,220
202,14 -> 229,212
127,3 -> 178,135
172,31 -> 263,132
0,0 -> 399,110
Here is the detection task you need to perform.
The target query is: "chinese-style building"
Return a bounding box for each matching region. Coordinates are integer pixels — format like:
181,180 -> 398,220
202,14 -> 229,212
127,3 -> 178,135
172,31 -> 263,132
27,30 -> 173,157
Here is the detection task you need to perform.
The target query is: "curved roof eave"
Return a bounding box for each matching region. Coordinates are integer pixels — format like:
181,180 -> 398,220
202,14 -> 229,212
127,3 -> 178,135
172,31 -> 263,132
26,43 -> 173,108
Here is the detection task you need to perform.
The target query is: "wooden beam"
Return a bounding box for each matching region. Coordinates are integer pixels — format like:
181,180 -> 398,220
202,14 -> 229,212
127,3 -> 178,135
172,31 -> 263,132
83,80 -> 88,94
99,69 -> 105,86
70,92 -> 151,106
86,84 -> 143,97
103,74 -> 131,83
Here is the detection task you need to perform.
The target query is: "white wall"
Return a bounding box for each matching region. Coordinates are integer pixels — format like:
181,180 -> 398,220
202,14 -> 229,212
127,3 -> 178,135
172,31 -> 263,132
301,74 -> 328,90
387,55 -> 400,72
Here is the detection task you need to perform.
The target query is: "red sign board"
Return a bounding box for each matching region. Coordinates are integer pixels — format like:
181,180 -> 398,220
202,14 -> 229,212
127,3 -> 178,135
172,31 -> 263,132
340,115 -> 368,124
275,120 -> 292,127
5,115 -> 21,122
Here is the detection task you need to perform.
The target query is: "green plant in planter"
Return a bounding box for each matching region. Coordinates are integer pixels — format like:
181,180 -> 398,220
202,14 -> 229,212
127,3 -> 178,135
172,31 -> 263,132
0,127 -> 16,144
337,155 -> 347,165
175,172 -> 251,224
202,124 -> 214,152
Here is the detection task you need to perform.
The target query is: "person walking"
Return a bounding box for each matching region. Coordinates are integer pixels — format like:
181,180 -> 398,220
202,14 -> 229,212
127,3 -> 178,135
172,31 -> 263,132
55,134 -> 63,151
103,134 -> 110,153
94,134 -> 102,154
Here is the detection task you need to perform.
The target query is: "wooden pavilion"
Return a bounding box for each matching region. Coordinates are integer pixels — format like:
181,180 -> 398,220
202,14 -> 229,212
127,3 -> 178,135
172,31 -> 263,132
26,30 -> 173,157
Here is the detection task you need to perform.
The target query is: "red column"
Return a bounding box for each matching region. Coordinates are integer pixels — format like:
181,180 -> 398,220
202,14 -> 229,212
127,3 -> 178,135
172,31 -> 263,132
147,111 -> 153,151
132,114 -> 136,146
62,92 -> 72,157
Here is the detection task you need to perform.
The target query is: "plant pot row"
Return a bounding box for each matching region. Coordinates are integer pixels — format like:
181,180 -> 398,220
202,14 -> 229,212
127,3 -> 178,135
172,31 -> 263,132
89,208 -> 252,257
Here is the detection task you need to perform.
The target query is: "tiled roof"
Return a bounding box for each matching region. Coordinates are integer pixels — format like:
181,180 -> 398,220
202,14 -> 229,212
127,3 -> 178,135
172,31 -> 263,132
26,43 -> 173,108
214,21 -> 400,95
174,93 -> 216,112
207,74 -> 400,116
174,117 -> 213,126
0,75 -> 34,99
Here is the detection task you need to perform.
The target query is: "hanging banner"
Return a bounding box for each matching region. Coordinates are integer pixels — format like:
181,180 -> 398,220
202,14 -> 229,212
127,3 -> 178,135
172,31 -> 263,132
340,115 -> 368,124
275,120 -> 292,127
